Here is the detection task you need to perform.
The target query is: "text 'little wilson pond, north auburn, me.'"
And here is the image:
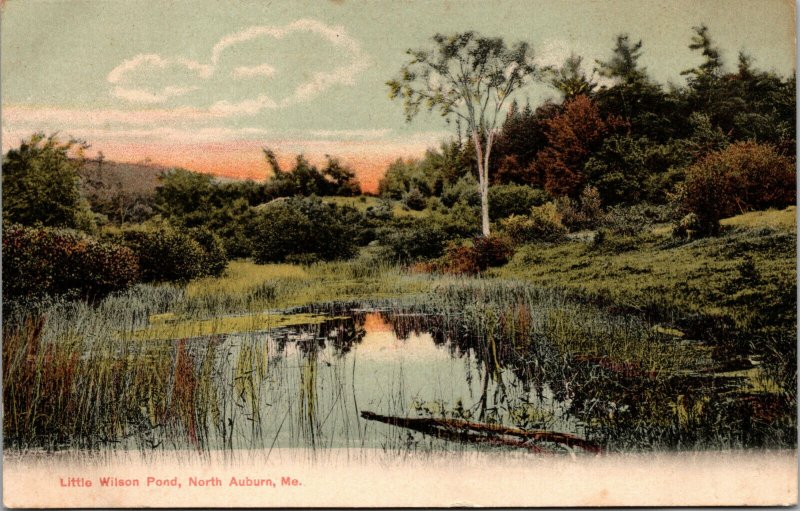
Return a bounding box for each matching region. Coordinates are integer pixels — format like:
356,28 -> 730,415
59,476 -> 303,488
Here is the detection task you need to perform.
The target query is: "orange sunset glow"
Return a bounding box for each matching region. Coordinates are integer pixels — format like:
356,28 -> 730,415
87,139 -> 437,193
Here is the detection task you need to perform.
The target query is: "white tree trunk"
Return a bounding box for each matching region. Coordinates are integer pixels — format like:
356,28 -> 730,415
472,130 -> 491,237
479,169 -> 490,236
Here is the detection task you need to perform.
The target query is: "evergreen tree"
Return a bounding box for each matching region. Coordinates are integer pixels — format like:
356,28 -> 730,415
551,54 -> 598,101
594,35 -> 677,141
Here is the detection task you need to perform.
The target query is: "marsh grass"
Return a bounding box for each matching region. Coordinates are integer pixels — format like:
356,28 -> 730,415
357,275 -> 795,450
178,254 -> 432,318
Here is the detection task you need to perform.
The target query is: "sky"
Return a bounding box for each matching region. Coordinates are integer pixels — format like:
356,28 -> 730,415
2,0 -> 795,192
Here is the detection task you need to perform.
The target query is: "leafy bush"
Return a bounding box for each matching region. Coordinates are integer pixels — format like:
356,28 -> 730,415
403,187 -> 427,210
377,217 -> 448,262
153,168 -> 215,226
3,223 -> 139,301
583,135 -> 691,205
488,184 -> 549,219
190,227 -> 228,277
672,213 -> 701,240
556,186 -> 605,230
251,197 -> 360,263
365,199 -> 394,221
438,244 -> 476,274
430,202 -> 482,239
604,203 -> 677,236
119,227 -> 207,282
682,141 -> 795,235
438,235 -> 515,274
499,202 -> 567,244
471,234 -> 515,270
426,196 -> 443,211
441,174 -> 480,208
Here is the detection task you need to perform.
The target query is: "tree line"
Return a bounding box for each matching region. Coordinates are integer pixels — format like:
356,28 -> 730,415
383,25 -> 795,235
2,24 -> 795,302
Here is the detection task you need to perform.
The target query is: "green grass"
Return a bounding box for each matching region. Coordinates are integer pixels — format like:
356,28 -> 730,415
720,205 -> 796,230
496,207 -> 797,340
181,252 -> 434,315
322,196 -> 429,218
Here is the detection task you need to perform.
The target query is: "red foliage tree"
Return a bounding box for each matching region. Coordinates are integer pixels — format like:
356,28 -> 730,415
534,95 -> 623,197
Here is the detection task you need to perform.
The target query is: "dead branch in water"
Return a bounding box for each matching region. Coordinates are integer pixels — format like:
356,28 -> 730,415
360,411 -> 601,454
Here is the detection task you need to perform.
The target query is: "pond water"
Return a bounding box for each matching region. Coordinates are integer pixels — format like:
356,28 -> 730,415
120,308 -> 584,455
108,303 -> 790,456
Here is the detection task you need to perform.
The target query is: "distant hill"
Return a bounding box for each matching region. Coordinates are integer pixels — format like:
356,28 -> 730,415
77,158 -> 170,197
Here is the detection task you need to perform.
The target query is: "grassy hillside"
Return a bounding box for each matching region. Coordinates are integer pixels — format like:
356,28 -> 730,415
496,207 -> 796,341
77,158 -> 170,197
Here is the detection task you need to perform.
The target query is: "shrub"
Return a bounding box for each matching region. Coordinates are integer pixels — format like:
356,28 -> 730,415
439,244 -> 477,274
119,227 -> 206,282
426,196 -> 443,211
430,202 -> 482,239
672,213 -> 701,240
603,203 -> 676,236
403,187 -> 427,211
3,223 -> 139,301
251,197 -> 360,263
365,199 -> 394,221
682,141 -> 795,235
499,202 -> 567,244
488,184 -> 549,219
220,227 -> 254,260
189,227 -> 228,277
441,174 -> 480,208
556,186 -> 605,231
439,235 -> 515,274
471,234 -> 515,270
377,217 -> 448,262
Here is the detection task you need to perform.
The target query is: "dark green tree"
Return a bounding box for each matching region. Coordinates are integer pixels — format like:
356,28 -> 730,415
153,168 -> 215,227
681,24 -> 723,88
681,25 -> 731,128
594,35 -> 677,141
3,133 -> 88,228
263,151 -> 360,198
321,156 -> 361,196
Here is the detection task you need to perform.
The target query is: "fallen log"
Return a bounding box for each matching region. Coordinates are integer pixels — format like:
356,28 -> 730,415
360,411 -> 601,454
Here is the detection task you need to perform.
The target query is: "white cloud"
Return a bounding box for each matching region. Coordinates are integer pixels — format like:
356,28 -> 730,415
107,54 -> 213,84
535,38 -> 616,91
233,63 -> 277,79
209,95 -> 278,115
107,54 -> 212,104
106,19 -> 369,114
534,39 -> 573,70
111,85 -> 201,104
